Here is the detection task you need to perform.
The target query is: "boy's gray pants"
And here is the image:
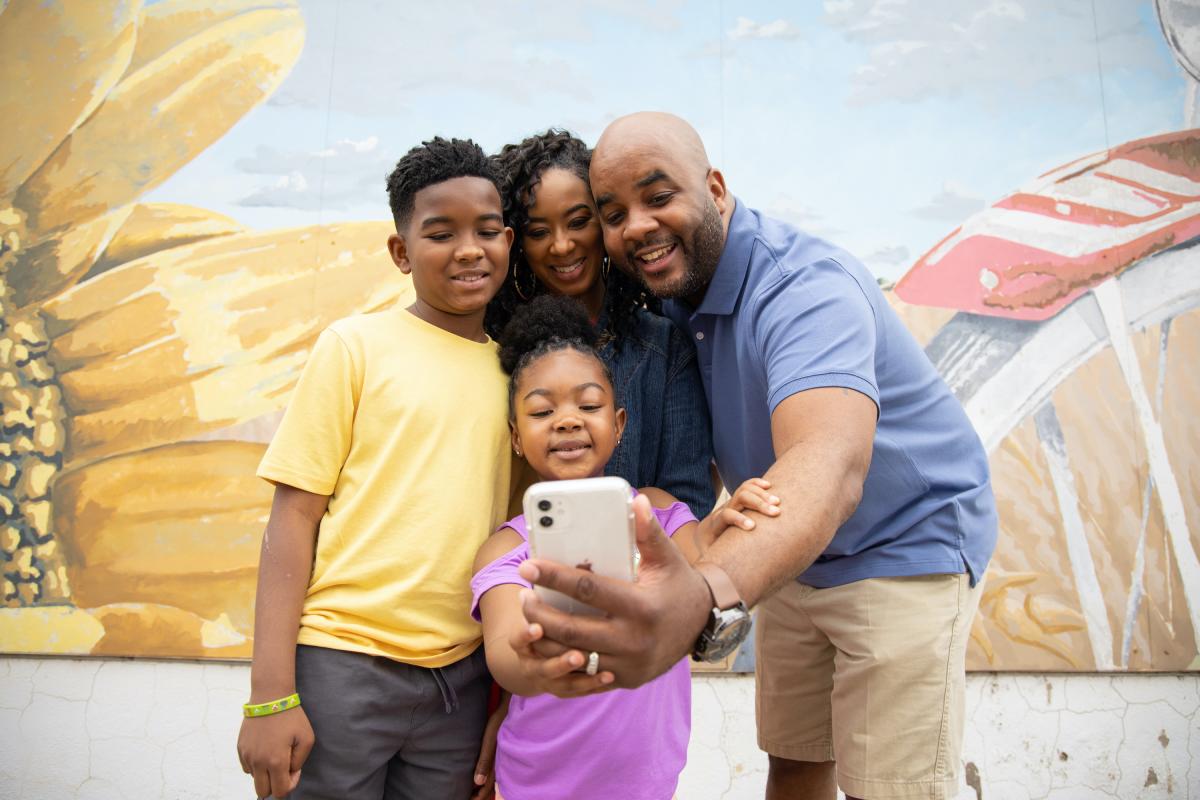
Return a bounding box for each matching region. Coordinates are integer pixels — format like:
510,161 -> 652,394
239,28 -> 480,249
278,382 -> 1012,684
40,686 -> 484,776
289,643 -> 490,800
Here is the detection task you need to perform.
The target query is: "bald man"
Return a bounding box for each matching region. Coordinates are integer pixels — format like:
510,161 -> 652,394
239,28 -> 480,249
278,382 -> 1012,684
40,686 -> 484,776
514,113 -> 997,800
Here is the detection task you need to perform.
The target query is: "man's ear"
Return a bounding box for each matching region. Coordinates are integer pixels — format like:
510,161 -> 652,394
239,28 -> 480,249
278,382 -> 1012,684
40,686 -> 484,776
706,168 -> 729,216
388,233 -> 411,274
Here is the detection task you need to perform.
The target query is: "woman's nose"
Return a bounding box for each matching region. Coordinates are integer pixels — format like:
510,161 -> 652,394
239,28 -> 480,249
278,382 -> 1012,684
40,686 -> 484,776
549,234 -> 572,256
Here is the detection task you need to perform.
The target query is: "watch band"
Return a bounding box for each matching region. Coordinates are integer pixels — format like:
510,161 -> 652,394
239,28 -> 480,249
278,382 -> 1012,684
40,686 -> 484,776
695,562 -> 742,611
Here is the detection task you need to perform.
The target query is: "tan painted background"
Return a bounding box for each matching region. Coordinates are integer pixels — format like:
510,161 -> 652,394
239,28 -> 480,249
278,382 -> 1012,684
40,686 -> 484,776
1,0 -> 1196,672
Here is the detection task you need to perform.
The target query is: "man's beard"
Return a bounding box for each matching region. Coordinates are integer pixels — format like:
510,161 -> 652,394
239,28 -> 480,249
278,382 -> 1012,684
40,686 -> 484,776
632,200 -> 724,301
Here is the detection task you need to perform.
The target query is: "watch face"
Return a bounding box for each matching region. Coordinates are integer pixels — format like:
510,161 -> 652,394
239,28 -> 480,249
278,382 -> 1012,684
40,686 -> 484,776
696,605 -> 751,662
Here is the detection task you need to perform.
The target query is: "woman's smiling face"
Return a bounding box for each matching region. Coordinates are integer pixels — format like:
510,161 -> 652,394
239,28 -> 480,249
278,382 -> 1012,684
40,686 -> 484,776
521,168 -> 607,313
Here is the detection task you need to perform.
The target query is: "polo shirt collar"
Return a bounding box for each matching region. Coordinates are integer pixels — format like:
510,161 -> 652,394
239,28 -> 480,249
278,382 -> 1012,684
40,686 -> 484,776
696,197 -> 753,317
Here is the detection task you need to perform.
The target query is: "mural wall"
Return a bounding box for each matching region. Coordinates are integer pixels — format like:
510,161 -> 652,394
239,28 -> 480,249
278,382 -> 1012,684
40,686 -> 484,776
1,0 -> 1196,672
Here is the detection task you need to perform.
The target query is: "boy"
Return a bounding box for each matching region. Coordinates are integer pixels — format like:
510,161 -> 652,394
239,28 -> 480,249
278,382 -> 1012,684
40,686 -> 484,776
237,137 -> 515,799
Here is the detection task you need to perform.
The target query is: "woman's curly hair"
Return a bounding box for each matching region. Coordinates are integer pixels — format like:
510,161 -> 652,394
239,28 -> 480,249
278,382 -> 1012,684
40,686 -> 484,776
484,129 -> 659,348
498,295 -> 616,414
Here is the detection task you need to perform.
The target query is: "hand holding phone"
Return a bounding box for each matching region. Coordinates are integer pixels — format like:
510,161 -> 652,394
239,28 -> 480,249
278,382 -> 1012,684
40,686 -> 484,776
523,476 -> 636,616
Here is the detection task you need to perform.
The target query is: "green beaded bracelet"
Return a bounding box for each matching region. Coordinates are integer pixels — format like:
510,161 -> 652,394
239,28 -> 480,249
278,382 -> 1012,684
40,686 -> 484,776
243,692 -> 301,718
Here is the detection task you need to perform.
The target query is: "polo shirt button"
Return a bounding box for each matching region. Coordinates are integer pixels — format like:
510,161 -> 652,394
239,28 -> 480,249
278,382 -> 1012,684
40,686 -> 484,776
695,332 -> 705,341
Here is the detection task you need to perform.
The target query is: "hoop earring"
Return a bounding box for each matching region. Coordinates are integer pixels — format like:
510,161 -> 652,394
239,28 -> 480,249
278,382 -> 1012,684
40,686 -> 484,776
601,255 -> 611,282
513,261 -> 537,301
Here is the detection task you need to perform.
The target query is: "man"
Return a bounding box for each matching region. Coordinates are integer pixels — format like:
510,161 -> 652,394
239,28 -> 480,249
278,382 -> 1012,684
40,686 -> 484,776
513,112 -> 997,800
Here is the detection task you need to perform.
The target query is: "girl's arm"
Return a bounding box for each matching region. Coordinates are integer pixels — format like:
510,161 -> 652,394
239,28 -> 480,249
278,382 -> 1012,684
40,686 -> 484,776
639,481 -> 781,565
638,486 -> 704,564
237,484 -> 328,800
471,690 -> 510,800
474,530 -> 612,697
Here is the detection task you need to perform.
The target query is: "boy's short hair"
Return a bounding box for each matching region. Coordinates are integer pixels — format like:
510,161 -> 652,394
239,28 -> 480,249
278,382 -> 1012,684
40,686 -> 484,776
386,137 -> 502,230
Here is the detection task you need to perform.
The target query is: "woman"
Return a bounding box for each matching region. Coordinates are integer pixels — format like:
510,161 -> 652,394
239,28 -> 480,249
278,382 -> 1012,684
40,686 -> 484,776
485,129 -> 714,519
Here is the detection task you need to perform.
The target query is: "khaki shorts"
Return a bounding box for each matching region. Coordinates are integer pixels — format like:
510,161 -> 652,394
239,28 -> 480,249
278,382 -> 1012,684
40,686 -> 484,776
756,573 -> 982,800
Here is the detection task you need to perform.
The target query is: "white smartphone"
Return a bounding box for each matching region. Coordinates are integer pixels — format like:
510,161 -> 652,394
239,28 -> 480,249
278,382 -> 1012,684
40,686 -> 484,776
523,476 -> 637,616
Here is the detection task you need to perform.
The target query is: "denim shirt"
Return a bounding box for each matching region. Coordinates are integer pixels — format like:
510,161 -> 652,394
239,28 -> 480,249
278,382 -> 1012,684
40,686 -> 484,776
597,307 -> 716,520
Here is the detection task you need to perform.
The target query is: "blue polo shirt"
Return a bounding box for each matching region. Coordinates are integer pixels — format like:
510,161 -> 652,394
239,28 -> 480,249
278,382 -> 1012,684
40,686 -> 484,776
664,200 -> 996,587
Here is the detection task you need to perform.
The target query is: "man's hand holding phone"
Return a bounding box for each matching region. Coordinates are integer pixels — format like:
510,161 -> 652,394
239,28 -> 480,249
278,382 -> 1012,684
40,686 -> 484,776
516,494 -> 713,693
505,612 -> 616,697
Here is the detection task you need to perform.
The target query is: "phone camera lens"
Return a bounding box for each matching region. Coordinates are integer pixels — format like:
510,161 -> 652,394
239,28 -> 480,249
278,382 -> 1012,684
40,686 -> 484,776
537,499 -> 552,512
539,516 -> 554,528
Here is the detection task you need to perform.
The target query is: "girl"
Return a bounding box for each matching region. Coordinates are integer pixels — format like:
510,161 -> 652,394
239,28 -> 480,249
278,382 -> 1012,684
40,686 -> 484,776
472,295 -> 779,800
484,130 -> 715,521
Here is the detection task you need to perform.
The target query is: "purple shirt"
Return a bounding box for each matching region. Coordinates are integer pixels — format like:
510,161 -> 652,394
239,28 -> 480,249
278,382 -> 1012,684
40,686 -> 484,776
470,501 -> 696,800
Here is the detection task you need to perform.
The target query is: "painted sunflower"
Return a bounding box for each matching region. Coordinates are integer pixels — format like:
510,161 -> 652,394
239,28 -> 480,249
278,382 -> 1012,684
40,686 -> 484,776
0,0 -> 407,657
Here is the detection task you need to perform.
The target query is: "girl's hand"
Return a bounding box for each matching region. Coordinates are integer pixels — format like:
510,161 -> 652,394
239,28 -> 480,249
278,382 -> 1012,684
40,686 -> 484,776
695,478 -> 781,555
471,691 -> 509,800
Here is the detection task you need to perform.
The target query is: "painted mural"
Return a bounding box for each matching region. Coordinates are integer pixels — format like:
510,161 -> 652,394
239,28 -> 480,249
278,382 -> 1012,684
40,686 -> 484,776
0,0 -> 1196,672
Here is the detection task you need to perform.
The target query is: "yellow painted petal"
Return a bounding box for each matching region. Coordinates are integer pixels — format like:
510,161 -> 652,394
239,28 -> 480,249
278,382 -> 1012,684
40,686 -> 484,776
53,441 -> 269,634
0,0 -> 141,202
201,611 -> 249,649
0,605 -> 105,654
979,567 -> 1039,608
6,206 -> 132,307
62,350 -> 308,464
89,603 -> 252,658
90,202 -> 244,277
5,202 -> 243,307
42,222 -> 408,463
1025,593 -> 1087,634
14,5 -> 303,234
128,0 -> 299,74
53,440 -> 270,576
992,594 -> 1083,669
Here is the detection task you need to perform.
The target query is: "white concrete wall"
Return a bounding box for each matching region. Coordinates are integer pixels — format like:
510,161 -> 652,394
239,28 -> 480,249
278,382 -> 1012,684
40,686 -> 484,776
1,657 -> 1195,799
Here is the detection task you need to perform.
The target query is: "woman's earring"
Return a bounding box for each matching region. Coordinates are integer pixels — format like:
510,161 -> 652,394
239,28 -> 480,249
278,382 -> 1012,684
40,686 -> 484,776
601,255 -> 611,282
513,261 -> 537,301
514,446 -> 522,457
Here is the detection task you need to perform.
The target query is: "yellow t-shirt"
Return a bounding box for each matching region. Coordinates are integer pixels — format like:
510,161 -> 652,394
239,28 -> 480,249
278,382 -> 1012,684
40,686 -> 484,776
257,308 -> 512,667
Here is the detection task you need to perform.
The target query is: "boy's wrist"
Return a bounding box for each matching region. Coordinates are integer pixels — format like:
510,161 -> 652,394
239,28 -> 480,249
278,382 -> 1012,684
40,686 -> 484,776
249,679 -> 297,704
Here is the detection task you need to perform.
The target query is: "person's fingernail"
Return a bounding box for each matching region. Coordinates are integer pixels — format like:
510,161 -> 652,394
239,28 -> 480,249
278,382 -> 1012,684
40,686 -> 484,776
743,519 -> 753,529
600,672 -> 614,684
518,561 -> 540,581
769,505 -> 780,513
476,774 -> 485,784
770,496 -> 780,504
569,652 -> 583,667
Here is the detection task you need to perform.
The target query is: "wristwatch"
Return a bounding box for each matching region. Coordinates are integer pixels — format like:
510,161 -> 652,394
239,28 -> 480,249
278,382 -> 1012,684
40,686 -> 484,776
691,562 -> 751,662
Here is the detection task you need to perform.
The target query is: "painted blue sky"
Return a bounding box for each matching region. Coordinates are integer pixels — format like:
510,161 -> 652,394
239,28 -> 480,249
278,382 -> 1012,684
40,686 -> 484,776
146,0 -> 1186,280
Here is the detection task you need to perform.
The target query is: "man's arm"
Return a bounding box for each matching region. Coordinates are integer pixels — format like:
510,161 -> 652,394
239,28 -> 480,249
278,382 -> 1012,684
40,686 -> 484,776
700,385 -> 875,607
514,385 -> 875,691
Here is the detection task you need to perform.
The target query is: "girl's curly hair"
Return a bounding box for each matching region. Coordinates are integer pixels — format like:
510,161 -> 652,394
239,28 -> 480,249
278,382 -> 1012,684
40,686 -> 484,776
484,129 -> 659,348
498,295 -> 615,415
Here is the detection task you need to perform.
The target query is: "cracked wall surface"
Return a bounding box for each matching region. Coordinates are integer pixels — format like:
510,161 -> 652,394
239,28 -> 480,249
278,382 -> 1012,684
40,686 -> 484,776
1,658 -> 1196,799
